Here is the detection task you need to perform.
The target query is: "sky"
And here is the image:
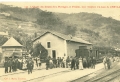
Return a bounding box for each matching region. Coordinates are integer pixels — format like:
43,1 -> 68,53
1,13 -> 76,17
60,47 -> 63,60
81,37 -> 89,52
1,2 -> 120,20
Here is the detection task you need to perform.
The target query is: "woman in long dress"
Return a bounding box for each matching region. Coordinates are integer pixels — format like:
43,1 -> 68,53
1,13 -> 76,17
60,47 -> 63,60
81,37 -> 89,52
79,57 -> 83,70
49,58 -> 53,69
103,56 -> 107,69
33,58 -> 37,70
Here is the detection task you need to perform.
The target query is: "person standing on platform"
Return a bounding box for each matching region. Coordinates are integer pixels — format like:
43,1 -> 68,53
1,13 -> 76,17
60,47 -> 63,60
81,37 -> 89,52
69,56 -> 72,68
4,59 -> 9,73
8,58 -> 13,73
46,57 -> 50,70
91,57 -> 96,69
27,58 -> 34,74
57,57 -> 60,68
66,56 -> 70,68
14,58 -> 18,72
63,57 -> 66,68
49,58 -> 53,69
76,57 -> 79,69
59,57 -> 62,68
103,56 -> 107,69
37,57 -> 41,70
53,58 -> 57,68
12,59 -> 15,72
87,57 -> 91,68
83,57 -> 87,68
33,58 -> 37,70
106,57 -> 111,69
79,57 -> 83,70
55,58 -> 57,68
71,57 -> 76,70
19,58 -> 22,70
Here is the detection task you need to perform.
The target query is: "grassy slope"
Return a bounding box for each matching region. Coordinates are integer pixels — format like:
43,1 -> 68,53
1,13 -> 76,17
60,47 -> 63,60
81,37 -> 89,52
0,4 -> 120,48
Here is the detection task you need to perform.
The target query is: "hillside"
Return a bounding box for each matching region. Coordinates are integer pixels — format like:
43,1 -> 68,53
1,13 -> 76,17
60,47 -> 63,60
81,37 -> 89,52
0,3 -> 120,50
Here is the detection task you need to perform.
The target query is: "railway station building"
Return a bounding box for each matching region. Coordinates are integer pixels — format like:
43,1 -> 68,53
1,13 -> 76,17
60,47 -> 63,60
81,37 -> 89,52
33,31 -> 92,59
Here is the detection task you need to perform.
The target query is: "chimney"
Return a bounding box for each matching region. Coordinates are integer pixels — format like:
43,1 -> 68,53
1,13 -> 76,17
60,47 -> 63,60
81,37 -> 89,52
69,34 -> 72,39
6,31 -> 8,35
34,32 -> 37,38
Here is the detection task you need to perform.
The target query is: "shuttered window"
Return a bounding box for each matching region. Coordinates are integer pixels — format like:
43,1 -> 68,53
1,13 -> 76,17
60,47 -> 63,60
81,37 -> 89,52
47,42 -> 51,48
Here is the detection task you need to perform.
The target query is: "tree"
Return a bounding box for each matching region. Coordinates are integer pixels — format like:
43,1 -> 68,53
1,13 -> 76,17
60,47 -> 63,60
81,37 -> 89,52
65,26 -> 77,36
0,36 -> 8,46
34,32 -> 37,38
32,43 -> 48,59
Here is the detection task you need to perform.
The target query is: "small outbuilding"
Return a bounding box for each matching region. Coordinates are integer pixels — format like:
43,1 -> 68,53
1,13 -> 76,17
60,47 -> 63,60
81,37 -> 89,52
2,37 -> 23,58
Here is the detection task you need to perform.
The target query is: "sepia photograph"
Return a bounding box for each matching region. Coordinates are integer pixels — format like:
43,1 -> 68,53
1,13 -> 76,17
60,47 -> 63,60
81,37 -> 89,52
0,2 -> 120,82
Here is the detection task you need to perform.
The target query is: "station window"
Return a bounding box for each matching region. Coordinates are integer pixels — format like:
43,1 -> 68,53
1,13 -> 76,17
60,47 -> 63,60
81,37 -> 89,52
47,42 -> 51,48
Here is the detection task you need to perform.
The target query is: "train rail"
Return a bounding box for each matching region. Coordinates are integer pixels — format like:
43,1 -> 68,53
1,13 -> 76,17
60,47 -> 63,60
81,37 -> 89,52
71,62 -> 119,82
85,69 -> 120,82
70,68 -> 104,82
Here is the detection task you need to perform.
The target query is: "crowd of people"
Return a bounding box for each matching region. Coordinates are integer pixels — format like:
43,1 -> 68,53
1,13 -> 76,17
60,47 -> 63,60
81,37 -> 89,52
103,56 -> 120,69
45,56 -> 96,70
3,57 -> 41,74
4,57 -> 23,73
4,55 -> 120,74
4,56 -> 96,74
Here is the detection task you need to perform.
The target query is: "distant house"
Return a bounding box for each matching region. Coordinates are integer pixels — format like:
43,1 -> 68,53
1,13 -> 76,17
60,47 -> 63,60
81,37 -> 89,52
0,12 -> 10,16
33,31 -> 92,59
0,31 -> 8,37
2,37 -> 23,58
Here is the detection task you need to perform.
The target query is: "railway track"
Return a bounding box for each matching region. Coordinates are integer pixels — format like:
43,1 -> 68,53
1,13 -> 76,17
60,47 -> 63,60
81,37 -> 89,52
70,68 -> 104,82
71,62 -> 119,82
85,69 -> 120,82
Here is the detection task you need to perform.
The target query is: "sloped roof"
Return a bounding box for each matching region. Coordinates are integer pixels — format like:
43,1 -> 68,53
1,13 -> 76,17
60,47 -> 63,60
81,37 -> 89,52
33,31 -> 92,45
2,37 -> 22,47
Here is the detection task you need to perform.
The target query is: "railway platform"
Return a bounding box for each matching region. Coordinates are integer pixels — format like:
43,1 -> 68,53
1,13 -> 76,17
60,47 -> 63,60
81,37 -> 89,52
0,63 -> 46,77
0,62 -> 119,82
40,62 -> 105,82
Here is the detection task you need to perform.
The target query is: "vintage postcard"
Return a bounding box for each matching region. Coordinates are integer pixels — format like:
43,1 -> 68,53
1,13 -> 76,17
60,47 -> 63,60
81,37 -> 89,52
0,2 -> 120,82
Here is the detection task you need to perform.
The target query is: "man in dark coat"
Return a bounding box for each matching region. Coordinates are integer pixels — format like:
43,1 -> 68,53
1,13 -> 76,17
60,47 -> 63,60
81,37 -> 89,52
66,56 -> 70,68
46,57 -> 50,70
14,58 -> 18,72
4,59 -> 9,73
83,57 -> 87,68
57,57 -> 60,68
106,57 -> 111,69
71,57 -> 76,70
12,59 -> 15,72
76,57 -> 79,69
91,57 -> 96,69
87,57 -> 91,68
53,58 -> 57,68
27,58 -> 34,74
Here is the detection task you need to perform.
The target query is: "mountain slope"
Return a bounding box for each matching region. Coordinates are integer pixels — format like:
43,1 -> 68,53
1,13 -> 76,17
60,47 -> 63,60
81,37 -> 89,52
0,3 -> 120,49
